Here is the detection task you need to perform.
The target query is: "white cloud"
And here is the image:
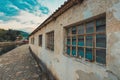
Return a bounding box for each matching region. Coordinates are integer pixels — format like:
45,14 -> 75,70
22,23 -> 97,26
0,0 -> 67,33
0,12 -> 4,15
0,10 -> 49,33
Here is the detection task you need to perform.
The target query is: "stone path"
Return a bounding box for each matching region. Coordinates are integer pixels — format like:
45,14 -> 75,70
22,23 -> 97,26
0,45 -> 41,80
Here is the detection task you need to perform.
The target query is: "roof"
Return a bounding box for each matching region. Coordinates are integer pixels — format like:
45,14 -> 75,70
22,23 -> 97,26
29,0 -> 84,37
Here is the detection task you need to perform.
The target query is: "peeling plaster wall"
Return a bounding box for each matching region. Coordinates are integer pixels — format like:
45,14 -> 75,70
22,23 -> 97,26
29,0 -> 120,80
106,0 -> 120,79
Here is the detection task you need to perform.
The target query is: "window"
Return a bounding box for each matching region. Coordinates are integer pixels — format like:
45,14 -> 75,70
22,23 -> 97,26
39,35 -> 42,46
31,37 -> 34,44
30,38 -> 32,44
46,31 -> 54,51
65,16 -> 106,65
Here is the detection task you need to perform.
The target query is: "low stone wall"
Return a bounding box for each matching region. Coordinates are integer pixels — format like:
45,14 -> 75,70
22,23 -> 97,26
0,42 -> 24,47
0,42 -> 27,55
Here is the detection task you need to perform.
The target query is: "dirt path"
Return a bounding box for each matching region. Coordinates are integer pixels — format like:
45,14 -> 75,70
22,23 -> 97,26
0,45 -> 41,80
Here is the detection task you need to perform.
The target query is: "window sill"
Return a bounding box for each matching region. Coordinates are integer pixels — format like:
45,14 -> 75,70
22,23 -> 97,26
39,46 -> 42,48
46,48 -> 54,52
63,53 -> 106,69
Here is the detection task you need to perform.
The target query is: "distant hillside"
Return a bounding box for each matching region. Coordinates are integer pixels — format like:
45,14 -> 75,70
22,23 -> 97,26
19,31 -> 29,39
0,29 -> 29,42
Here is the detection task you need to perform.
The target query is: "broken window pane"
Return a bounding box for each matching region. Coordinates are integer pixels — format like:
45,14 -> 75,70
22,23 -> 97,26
72,36 -> 76,46
78,36 -> 84,46
96,18 -> 106,32
96,34 -> 106,48
86,36 -> 93,47
78,47 -> 84,58
72,46 -> 76,56
72,27 -> 76,34
85,48 -> 93,61
67,46 -> 70,55
86,21 -> 94,34
96,49 -> 106,64
78,24 -> 84,34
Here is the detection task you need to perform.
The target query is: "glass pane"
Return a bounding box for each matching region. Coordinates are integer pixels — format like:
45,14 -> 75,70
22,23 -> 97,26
67,37 -> 70,45
72,27 -> 76,34
86,21 -> 94,33
96,34 -> 106,48
78,47 -> 84,58
67,28 -> 71,36
85,48 -> 93,61
96,18 -> 106,32
67,46 -> 70,55
96,25 -> 106,32
78,24 -> 84,34
78,36 -> 84,46
96,18 -> 105,26
39,35 -> 42,46
86,36 -> 93,47
72,46 -> 76,56
72,36 -> 76,46
96,49 -> 106,64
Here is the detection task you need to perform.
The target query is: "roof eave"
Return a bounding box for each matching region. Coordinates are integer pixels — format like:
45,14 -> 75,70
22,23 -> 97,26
29,0 -> 84,37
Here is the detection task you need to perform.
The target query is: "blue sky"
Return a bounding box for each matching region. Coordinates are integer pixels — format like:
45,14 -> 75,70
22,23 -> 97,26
0,0 -> 67,33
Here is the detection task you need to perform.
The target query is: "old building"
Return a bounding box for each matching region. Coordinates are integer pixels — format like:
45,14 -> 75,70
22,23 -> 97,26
29,0 -> 120,80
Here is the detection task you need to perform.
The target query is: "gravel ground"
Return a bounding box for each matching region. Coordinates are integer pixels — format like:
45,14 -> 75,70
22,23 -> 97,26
0,44 -> 41,80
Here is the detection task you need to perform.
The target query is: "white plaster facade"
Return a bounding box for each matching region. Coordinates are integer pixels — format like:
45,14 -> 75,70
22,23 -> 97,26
29,0 -> 120,80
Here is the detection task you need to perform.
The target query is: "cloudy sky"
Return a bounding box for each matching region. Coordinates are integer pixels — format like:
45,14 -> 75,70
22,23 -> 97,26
0,0 -> 67,33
